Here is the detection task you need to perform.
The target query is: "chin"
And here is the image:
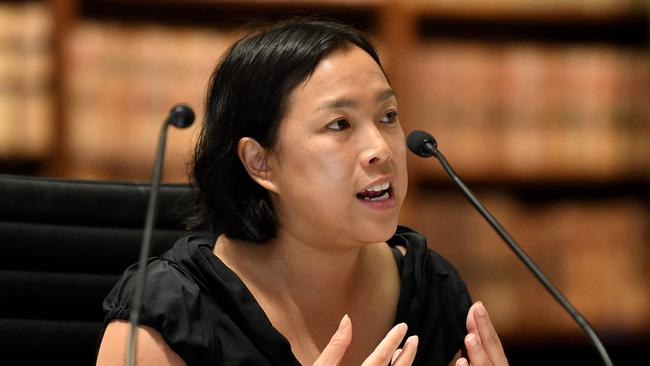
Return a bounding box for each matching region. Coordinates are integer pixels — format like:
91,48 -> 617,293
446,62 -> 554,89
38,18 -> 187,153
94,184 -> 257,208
354,219 -> 399,244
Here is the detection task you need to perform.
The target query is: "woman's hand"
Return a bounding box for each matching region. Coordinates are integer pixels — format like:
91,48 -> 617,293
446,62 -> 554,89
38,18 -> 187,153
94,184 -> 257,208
314,315 -> 419,366
455,302 -> 508,366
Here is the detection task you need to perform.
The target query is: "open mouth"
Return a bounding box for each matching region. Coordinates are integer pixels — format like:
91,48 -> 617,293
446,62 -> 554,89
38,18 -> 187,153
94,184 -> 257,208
356,182 -> 392,202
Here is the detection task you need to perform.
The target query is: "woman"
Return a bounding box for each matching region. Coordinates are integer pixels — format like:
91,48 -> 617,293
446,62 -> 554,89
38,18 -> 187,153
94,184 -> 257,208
97,19 -> 508,366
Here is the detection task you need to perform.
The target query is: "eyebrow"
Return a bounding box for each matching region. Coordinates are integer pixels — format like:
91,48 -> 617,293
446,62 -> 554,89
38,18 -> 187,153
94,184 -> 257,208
316,88 -> 396,112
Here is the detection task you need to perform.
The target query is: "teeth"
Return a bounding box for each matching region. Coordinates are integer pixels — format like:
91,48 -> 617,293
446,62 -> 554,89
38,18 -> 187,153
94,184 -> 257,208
364,191 -> 389,201
365,182 -> 390,192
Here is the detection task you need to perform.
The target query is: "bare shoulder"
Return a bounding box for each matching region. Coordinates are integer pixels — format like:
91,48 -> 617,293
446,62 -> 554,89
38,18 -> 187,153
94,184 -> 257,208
96,320 -> 186,366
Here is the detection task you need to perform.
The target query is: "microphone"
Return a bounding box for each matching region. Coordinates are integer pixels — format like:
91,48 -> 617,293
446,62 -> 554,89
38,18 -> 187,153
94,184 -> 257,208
406,130 -> 614,366
127,104 -> 195,366
166,104 -> 195,128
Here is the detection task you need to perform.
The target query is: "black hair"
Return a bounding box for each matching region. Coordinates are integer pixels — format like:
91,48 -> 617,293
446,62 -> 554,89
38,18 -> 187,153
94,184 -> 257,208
190,18 -> 384,242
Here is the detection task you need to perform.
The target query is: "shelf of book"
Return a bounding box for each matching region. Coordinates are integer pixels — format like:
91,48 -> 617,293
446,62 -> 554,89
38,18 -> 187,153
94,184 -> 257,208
401,40 -> 649,183
400,188 -> 650,338
0,2 -> 54,162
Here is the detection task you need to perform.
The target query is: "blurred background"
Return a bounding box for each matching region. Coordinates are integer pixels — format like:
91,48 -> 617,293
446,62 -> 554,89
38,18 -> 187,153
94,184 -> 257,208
0,0 -> 648,364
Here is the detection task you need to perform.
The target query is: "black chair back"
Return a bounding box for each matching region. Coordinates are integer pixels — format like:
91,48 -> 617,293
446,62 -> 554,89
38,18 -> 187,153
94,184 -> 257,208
0,175 -> 198,365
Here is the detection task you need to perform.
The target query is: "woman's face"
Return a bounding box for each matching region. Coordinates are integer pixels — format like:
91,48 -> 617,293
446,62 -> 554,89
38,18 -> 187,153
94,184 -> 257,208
268,45 -> 408,248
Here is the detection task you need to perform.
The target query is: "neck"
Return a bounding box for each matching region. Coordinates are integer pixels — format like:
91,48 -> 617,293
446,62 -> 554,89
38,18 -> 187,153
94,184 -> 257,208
261,229 -> 376,308
217,228 -> 383,312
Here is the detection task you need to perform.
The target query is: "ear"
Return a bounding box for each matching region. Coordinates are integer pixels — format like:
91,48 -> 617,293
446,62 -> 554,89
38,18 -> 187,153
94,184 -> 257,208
237,137 -> 279,193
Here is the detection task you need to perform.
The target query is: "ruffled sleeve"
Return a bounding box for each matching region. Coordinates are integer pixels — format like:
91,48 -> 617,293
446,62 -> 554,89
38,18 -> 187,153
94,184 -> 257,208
102,238 -> 219,365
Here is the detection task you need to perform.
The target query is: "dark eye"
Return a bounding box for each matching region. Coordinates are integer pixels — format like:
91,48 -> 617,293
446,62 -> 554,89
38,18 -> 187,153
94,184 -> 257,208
380,110 -> 399,124
326,118 -> 351,131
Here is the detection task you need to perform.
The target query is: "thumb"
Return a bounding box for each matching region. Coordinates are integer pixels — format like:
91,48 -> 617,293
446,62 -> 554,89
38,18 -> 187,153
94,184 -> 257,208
313,314 -> 352,366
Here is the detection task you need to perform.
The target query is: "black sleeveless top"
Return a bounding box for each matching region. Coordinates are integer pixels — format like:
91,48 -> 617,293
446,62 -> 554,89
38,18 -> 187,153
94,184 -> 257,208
103,226 -> 472,365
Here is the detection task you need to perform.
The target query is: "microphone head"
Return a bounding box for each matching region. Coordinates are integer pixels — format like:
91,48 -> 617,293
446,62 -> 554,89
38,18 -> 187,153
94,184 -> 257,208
406,130 -> 438,158
167,104 -> 195,129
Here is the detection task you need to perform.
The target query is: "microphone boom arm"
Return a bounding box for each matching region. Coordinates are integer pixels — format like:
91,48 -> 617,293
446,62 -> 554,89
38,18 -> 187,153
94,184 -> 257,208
126,121 -> 169,366
126,104 -> 195,366
420,141 -> 614,366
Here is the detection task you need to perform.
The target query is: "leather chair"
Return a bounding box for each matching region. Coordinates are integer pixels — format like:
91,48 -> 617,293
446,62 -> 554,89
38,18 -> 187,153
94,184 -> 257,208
0,175 -> 200,365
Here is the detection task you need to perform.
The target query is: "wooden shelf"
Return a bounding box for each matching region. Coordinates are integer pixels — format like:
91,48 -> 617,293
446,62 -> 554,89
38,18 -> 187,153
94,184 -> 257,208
409,173 -> 650,198
88,0 -> 388,8
79,0 -> 383,31
406,0 -> 646,23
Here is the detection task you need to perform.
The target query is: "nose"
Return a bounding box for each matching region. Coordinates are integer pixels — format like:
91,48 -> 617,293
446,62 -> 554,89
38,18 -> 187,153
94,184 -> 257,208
361,126 -> 392,168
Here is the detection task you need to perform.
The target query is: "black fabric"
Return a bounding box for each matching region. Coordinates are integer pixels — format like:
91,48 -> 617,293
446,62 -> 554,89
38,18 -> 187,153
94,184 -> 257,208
104,226 -> 472,366
388,226 -> 473,365
0,174 -> 197,366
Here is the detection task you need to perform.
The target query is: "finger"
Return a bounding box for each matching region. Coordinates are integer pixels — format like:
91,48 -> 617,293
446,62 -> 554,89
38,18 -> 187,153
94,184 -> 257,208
465,333 -> 492,366
455,357 -> 469,366
361,323 -> 408,366
313,314 -> 352,366
391,348 -> 402,365
466,302 -> 479,334
473,302 -> 508,365
391,335 -> 418,366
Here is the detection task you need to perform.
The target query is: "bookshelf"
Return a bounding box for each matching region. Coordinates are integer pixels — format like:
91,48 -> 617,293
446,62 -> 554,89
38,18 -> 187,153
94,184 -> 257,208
0,1 -> 53,165
0,0 -> 648,361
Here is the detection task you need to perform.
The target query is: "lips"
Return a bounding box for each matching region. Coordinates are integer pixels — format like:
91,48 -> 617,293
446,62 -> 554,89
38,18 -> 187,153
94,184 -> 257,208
356,181 -> 392,202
